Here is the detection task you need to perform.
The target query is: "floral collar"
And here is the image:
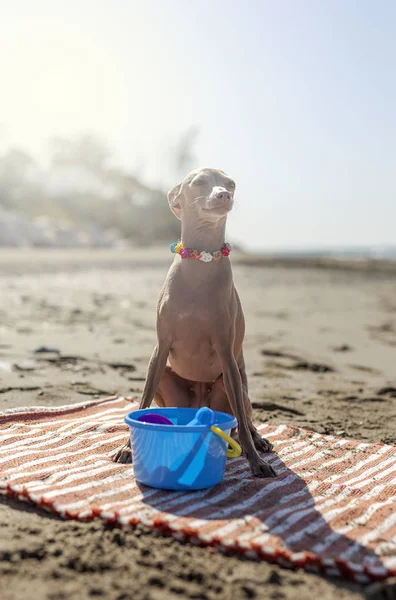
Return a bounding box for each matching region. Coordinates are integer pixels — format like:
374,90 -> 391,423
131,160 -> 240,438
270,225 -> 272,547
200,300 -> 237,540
170,241 -> 231,262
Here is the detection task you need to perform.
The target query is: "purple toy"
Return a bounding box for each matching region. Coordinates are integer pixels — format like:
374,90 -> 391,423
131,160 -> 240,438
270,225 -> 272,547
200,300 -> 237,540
137,413 -> 174,425
136,407 -> 214,427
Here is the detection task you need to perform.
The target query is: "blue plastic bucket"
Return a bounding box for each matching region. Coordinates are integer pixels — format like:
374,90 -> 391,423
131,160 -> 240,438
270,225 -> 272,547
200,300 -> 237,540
125,407 -> 238,490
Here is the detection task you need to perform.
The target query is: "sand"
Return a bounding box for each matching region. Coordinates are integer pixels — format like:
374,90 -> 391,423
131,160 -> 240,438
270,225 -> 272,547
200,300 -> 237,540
0,249 -> 395,600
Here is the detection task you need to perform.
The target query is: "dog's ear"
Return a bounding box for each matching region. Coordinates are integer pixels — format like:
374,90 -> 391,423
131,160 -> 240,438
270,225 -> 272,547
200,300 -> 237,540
167,182 -> 182,220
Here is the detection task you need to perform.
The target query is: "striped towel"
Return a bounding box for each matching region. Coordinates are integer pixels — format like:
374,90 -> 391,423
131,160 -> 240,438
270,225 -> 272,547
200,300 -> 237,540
0,396 -> 395,583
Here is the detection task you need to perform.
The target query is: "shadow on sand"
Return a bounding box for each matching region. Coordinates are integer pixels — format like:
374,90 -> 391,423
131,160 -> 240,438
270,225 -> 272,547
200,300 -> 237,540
136,451 -> 387,585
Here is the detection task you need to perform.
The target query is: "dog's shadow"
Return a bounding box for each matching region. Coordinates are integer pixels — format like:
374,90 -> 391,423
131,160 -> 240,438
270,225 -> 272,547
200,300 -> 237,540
137,451 -> 385,578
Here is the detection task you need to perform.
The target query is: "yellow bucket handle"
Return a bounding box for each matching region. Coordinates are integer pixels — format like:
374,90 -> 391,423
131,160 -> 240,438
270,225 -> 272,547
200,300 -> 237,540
210,425 -> 242,458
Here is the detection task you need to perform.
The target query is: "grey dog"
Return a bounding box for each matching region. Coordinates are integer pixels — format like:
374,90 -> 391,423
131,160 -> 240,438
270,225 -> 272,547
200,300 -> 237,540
115,168 -> 275,478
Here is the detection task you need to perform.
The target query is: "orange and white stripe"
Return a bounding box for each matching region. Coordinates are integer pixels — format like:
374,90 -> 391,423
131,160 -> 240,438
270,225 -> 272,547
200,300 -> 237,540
0,395 -> 395,583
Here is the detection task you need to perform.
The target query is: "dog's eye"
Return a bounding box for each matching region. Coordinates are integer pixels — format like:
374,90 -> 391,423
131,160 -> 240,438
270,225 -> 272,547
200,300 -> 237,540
227,180 -> 235,189
192,177 -> 206,186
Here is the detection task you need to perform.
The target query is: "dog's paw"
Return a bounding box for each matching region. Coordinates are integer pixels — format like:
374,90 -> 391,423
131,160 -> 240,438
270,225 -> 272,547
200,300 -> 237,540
113,443 -> 133,464
249,456 -> 276,478
251,430 -> 273,453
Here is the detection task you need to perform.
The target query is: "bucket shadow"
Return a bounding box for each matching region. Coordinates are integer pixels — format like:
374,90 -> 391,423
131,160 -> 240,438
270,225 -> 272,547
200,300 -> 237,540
137,452 -> 386,579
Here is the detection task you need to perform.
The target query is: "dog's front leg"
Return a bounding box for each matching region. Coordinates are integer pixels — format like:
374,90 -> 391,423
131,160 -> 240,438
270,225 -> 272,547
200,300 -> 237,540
218,345 -> 276,478
139,343 -> 170,409
114,342 -> 169,464
238,352 -> 273,453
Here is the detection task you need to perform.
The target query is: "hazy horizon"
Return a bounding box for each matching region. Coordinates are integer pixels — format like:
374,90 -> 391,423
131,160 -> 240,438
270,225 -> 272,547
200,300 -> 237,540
1,0 -> 395,251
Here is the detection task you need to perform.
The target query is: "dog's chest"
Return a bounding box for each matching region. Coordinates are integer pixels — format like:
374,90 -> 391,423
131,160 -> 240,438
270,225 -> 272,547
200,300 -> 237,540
171,305 -> 217,338
169,326 -> 221,382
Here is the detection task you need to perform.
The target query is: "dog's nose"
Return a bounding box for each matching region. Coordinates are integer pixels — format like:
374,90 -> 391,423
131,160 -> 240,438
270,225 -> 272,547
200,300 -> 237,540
216,191 -> 231,201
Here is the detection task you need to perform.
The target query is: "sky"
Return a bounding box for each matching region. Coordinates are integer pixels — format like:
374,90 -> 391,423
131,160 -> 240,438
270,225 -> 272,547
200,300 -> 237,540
0,0 -> 395,251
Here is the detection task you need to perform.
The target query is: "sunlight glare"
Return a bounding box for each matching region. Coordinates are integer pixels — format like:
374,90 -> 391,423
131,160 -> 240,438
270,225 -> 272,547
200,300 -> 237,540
0,20 -> 129,156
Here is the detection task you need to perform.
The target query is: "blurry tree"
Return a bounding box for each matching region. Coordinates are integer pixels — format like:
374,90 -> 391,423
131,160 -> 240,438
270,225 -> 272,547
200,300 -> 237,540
0,131 -> 197,246
172,126 -> 199,180
45,134 -> 180,244
0,148 -> 45,212
0,148 -> 35,179
49,134 -> 110,173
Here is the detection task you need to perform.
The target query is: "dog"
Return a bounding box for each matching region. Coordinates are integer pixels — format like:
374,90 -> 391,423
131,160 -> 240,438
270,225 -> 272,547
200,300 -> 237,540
115,168 -> 275,477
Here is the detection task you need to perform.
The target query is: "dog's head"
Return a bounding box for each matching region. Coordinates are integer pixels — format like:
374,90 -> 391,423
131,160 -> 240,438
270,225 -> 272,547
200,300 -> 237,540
168,168 -> 235,221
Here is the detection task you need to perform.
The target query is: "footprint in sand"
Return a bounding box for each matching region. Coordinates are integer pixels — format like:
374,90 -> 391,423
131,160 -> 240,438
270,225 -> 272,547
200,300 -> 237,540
367,321 -> 396,347
377,386 -> 396,398
332,344 -> 353,352
260,349 -> 335,374
349,364 -> 381,375
290,361 -> 334,373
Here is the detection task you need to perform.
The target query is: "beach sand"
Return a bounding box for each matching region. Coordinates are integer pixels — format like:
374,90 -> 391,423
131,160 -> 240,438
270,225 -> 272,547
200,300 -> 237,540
0,249 -> 395,600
